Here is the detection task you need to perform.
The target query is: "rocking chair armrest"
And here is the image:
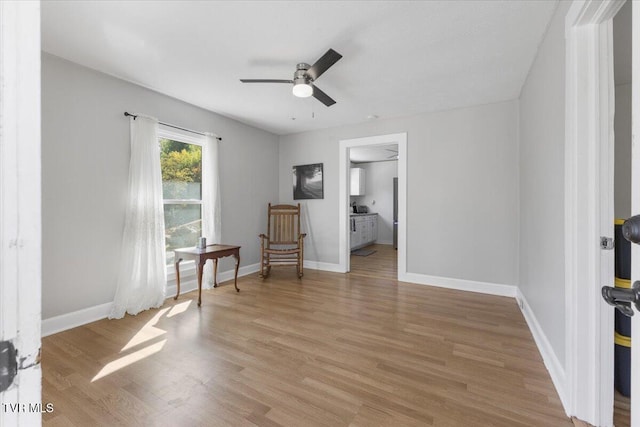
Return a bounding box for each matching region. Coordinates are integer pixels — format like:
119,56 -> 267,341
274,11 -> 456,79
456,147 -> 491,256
298,233 -> 307,240
259,234 -> 270,248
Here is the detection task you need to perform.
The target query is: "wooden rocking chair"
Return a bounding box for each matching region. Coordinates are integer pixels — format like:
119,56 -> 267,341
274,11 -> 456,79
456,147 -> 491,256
259,203 -> 306,278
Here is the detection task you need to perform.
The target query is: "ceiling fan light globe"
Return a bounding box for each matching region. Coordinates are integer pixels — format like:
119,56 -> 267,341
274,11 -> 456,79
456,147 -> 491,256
292,82 -> 313,98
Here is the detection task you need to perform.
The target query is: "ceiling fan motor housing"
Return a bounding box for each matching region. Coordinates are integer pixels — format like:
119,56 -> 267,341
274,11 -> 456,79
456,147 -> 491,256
294,63 -> 312,84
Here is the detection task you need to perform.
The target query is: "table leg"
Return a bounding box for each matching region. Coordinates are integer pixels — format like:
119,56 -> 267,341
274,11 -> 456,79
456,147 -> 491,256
213,259 -> 219,288
196,261 -> 204,306
174,258 -> 182,300
233,251 -> 240,292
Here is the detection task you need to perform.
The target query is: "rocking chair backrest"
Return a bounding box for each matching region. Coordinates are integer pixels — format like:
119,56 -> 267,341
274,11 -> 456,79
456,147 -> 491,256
267,203 -> 301,245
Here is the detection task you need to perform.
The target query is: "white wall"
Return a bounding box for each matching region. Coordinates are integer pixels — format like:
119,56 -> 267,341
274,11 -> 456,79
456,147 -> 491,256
41,54 -> 279,319
279,100 -> 519,287
518,0 -> 570,369
614,84 -> 632,219
351,161 -> 398,244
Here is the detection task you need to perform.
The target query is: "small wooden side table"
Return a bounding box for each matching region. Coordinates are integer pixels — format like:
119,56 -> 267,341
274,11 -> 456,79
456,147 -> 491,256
174,244 -> 240,306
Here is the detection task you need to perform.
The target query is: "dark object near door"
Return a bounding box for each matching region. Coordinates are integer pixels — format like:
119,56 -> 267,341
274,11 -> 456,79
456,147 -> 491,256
615,220 -> 631,279
622,214 -> 640,244
0,340 -> 17,392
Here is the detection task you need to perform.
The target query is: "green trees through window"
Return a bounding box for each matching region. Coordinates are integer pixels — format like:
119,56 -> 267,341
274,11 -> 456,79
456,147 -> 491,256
160,139 -> 201,187
160,138 -> 202,264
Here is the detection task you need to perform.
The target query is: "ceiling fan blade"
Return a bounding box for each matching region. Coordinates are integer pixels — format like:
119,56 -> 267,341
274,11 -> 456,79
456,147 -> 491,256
240,79 -> 293,83
312,85 -> 336,107
307,49 -> 342,81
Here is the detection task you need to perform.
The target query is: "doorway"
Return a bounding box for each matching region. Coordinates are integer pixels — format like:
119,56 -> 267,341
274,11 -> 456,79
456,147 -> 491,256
564,0 -> 637,425
612,2 -> 632,426
348,144 -> 399,279
338,133 -> 407,277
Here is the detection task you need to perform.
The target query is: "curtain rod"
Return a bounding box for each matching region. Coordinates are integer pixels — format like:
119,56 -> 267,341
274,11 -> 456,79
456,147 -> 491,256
124,112 -> 222,141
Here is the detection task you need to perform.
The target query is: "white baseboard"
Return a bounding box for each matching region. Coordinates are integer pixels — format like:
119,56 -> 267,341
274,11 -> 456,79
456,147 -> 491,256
375,240 -> 394,245
165,278 -> 198,300
304,260 -> 346,273
516,288 -> 568,415
398,272 -> 517,297
42,263 -> 261,337
217,262 -> 261,283
42,302 -> 113,337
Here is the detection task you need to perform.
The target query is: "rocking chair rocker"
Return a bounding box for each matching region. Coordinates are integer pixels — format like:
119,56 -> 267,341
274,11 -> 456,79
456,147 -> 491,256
259,203 -> 306,278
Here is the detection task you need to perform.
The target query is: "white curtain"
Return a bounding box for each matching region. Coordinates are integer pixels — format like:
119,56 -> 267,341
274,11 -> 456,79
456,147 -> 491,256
109,115 -> 167,319
202,133 -> 222,288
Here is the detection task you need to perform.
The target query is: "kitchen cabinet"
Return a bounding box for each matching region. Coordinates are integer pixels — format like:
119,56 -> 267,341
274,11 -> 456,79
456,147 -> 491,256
350,214 -> 378,250
350,168 -> 366,196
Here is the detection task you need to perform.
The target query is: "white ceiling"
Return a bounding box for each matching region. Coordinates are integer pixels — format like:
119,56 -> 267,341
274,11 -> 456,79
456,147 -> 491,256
350,144 -> 398,163
41,1 -> 558,136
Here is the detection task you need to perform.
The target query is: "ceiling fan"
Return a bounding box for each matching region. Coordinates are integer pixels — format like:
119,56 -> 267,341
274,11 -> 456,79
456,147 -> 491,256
240,48 -> 342,107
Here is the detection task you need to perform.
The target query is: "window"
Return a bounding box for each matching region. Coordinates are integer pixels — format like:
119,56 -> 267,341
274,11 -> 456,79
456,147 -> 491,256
159,129 -> 203,265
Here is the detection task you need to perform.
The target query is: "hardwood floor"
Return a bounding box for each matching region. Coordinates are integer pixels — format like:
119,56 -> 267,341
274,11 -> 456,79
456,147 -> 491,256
614,391 -> 630,427
43,252 -> 572,426
350,244 -> 397,280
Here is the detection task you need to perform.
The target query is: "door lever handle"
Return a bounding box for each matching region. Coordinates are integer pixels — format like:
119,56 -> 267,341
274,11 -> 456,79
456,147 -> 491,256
622,214 -> 640,244
601,281 -> 640,317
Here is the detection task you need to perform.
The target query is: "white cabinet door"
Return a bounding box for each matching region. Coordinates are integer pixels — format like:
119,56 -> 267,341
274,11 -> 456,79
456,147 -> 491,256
361,217 -> 370,244
371,215 -> 378,242
350,168 -> 366,196
350,218 -> 359,249
356,217 -> 366,246
351,215 -> 380,249
350,169 -> 359,195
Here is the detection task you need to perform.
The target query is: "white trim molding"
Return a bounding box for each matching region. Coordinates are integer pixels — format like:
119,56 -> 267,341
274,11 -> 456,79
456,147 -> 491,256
0,1 -> 43,419
516,289 -> 568,414
42,263 -> 260,337
304,260 -> 345,273
42,302 -> 113,337
398,272 -> 516,298
564,0 -> 624,425
216,262 -> 260,283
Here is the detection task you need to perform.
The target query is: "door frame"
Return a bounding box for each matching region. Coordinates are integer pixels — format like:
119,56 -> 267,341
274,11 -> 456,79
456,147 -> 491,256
564,0 -> 626,425
0,0 -> 43,424
630,2 -> 639,424
338,133 -> 407,275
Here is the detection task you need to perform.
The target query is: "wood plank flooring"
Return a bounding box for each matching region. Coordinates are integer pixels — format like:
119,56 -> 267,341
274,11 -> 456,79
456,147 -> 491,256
614,391 -> 630,427
43,247 -> 572,426
350,244 -> 397,280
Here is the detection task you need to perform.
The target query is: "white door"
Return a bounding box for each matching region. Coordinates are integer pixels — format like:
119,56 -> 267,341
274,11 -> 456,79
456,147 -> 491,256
0,2 -> 43,426
631,2 -> 640,424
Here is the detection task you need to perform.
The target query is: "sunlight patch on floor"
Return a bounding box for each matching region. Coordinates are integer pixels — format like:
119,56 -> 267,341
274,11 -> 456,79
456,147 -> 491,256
167,300 -> 191,318
120,307 -> 170,352
92,301 -> 193,382
92,339 -> 166,382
